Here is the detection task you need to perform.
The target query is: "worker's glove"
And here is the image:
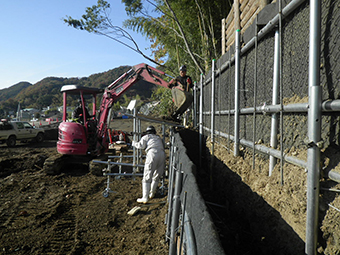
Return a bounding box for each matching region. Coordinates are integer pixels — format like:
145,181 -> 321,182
169,78 -> 177,86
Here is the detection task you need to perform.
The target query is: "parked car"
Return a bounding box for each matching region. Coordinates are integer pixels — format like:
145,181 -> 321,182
0,120 -> 44,147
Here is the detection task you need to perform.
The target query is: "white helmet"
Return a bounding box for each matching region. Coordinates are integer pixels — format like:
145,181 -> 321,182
146,126 -> 156,134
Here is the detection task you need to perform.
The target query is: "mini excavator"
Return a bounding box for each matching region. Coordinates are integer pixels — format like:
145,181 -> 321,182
44,63 -> 192,174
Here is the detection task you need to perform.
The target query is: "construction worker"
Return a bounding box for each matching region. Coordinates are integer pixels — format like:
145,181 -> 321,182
72,99 -> 90,121
168,65 -> 193,92
132,125 -> 165,203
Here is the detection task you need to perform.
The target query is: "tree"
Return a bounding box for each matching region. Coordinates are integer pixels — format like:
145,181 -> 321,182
122,0 -> 232,76
64,0 -> 232,81
64,0 -> 164,68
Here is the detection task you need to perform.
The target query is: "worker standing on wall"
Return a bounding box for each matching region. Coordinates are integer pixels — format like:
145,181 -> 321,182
168,65 -> 193,92
168,65 -> 194,123
132,126 -> 165,203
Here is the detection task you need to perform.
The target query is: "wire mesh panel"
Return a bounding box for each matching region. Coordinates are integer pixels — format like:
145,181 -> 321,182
197,1 -> 340,254
201,1 -> 314,153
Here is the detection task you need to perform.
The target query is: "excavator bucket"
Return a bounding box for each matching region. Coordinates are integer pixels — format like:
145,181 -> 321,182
171,88 -> 193,117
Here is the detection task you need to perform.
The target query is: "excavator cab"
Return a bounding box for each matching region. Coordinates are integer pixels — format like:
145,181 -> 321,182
57,85 -> 103,155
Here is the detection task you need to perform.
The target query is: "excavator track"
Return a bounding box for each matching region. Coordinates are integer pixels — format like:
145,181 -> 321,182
44,153 -> 108,176
43,154 -> 68,175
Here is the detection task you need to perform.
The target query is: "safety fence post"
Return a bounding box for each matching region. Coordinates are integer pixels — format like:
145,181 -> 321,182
234,29 -> 241,156
166,146 -> 178,241
193,81 -> 198,127
179,191 -> 187,253
162,124 -> 166,146
133,108 -> 137,174
199,74 -> 204,168
119,153 -> 123,175
210,60 -> 216,133
228,50 -> 232,151
252,16 -> 258,170
278,0 -> 284,186
269,29 -> 280,176
305,0 -> 321,254
137,118 -> 142,173
210,59 -> 216,190
169,164 -> 183,255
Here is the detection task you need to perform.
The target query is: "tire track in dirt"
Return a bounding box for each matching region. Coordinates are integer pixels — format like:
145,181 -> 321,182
44,200 -> 82,255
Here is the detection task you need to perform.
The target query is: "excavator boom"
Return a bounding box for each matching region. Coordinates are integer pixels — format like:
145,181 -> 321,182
95,63 -> 178,155
56,63 -> 192,158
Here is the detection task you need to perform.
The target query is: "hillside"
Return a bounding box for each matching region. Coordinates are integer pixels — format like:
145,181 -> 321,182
0,65 -> 160,117
0,82 -> 32,102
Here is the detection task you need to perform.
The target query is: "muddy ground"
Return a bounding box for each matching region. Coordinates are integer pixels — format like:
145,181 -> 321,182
0,119 -> 169,255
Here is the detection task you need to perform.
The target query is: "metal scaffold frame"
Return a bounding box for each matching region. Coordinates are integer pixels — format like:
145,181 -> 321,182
198,0 -> 340,254
92,109 -> 183,197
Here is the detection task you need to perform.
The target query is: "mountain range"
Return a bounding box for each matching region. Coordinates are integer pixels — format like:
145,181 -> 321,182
0,65 -> 159,116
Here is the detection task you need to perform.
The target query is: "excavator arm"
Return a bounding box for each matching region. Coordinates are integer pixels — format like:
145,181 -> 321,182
95,63 -> 192,154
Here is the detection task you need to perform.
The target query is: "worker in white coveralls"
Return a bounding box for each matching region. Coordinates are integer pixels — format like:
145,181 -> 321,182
132,126 -> 165,203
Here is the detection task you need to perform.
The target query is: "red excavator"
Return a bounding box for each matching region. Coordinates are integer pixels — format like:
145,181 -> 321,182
44,63 -> 192,174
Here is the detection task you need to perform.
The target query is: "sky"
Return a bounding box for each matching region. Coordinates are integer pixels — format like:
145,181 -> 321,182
0,1 -> 155,90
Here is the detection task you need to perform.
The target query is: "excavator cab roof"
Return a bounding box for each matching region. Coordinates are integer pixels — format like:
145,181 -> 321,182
61,85 -> 103,95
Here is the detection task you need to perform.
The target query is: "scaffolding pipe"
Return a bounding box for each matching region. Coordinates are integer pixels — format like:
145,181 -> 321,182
234,29 -> 241,157
210,59 -> 216,189
137,118 -> 142,172
193,82 -> 198,127
269,29 -> 280,176
179,192 -> 187,253
205,125 -> 340,184
125,113 -> 184,128
327,171 -> 340,183
183,213 -> 197,255
133,108 -> 137,174
204,127 -> 307,169
166,146 -> 178,240
228,50 -> 232,151
169,166 -> 184,255
199,74 -> 204,167
162,124 -> 165,146
103,172 -> 144,177
305,0 -> 321,253
206,99 -> 340,115
279,0 -> 284,186
252,17 -> 258,170
92,160 -> 145,168
211,60 -> 216,149
119,153 -> 123,174
204,0 -> 306,85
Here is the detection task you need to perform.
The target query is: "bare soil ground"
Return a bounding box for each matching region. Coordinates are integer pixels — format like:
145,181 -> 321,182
206,138 -> 340,255
0,119 -> 169,255
2,117 -> 339,254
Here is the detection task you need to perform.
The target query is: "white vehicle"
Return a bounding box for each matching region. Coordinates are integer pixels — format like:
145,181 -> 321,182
0,120 -> 44,147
